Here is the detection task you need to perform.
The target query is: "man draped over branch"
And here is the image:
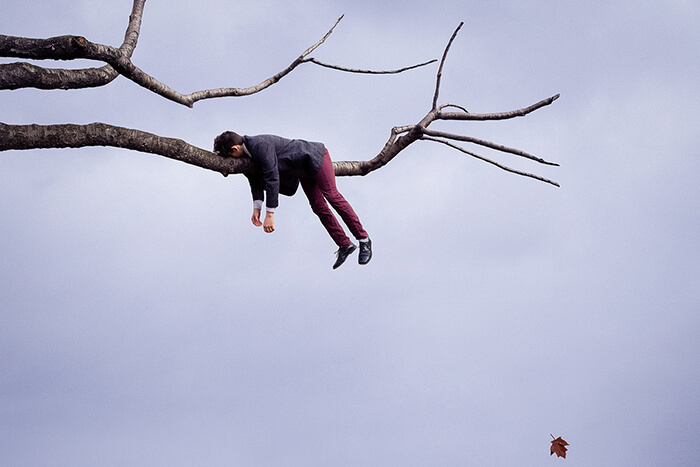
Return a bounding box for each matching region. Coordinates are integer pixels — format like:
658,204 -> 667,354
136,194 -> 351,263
214,131 -> 372,270
0,8 -> 560,271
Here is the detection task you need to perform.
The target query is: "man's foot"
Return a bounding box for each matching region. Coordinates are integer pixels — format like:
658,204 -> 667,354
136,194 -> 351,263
333,244 -> 357,269
359,239 -> 372,265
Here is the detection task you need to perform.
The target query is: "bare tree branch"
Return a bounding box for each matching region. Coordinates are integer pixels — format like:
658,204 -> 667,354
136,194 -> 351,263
420,128 -> 559,166
306,58 -> 438,74
1,19 -> 560,187
0,0 -> 145,90
331,23 -> 561,185
422,136 -> 560,187
331,90 -> 560,179
0,122 -> 251,176
439,103 -> 470,113
437,94 -> 560,121
433,22 -> 464,109
0,121 -> 369,179
1,9 -> 435,106
301,14 -> 345,56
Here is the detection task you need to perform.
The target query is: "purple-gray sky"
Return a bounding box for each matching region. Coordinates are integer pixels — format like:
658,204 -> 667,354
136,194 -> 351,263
2,0 -> 699,465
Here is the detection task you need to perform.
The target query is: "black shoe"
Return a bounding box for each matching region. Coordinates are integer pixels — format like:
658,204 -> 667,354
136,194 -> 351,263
358,239 -> 372,265
333,244 -> 357,269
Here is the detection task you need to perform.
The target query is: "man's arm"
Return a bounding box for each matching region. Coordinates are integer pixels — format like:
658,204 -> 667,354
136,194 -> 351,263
248,140 -> 280,210
246,176 -> 265,227
246,139 -> 279,233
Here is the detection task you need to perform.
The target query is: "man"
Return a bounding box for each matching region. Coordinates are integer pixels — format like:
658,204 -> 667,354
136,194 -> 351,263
214,131 -> 372,269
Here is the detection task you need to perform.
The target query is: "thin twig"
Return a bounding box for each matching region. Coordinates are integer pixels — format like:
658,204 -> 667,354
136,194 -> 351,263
306,58 -> 437,74
421,128 -> 559,166
301,15 -> 344,56
423,136 -> 560,187
439,103 -> 469,113
438,94 -> 560,121
432,22 -> 464,109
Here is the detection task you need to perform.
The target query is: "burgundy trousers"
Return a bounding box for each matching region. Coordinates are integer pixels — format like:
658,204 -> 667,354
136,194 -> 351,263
300,149 -> 368,247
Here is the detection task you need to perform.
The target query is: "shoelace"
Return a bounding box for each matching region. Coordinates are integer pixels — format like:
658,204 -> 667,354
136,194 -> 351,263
336,245 -> 355,256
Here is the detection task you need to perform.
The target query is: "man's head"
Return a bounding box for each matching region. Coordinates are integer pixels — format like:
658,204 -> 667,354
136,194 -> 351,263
214,131 -> 245,157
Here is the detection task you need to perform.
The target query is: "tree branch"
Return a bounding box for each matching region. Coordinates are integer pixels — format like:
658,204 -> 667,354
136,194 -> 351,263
1,17 -> 560,187
330,24 -> 561,185
437,94 -> 560,121
0,0 -> 145,90
1,10 -> 435,106
433,22 -> 463,109
0,122 -> 251,176
306,58 -> 438,74
422,136 -> 560,187
439,103 -> 470,113
0,121 -> 384,179
420,128 -> 559,166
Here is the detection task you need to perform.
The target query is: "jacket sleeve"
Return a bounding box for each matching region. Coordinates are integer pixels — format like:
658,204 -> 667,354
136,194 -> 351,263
251,140 -> 280,209
244,173 -> 265,204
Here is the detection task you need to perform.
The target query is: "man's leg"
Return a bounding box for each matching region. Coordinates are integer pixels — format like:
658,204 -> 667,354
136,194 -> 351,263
301,178 -> 357,269
314,150 -> 369,241
300,177 -> 352,247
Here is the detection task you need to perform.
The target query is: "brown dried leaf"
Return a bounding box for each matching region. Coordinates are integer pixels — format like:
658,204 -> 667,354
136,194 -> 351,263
550,435 -> 569,458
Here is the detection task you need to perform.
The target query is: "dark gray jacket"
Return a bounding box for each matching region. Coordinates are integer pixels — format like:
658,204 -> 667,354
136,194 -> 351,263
243,134 -> 325,209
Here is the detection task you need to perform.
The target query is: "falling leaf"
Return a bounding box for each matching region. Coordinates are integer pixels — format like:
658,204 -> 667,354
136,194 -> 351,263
550,434 -> 569,458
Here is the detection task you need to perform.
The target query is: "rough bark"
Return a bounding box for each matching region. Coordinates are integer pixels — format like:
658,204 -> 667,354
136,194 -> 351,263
0,0 -> 144,90
0,122 -> 253,175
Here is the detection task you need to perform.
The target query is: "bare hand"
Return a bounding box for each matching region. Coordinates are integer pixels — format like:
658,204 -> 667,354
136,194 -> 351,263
263,211 -> 275,233
251,208 -> 262,227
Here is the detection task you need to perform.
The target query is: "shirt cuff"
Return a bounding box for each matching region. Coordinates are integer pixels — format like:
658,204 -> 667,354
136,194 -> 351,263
266,206 -> 276,213
253,200 -> 263,211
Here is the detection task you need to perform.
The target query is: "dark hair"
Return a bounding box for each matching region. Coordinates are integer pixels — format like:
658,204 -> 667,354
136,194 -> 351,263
213,131 -> 244,156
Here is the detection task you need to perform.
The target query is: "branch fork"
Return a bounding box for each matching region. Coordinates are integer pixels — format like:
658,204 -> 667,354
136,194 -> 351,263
336,22 -> 561,186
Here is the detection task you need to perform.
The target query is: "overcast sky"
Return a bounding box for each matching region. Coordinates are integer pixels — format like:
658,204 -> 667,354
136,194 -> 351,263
1,0 -> 699,466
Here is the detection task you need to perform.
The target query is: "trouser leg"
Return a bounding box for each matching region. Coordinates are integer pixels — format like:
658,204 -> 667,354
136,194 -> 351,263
313,149 -> 369,240
301,177 -> 352,247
